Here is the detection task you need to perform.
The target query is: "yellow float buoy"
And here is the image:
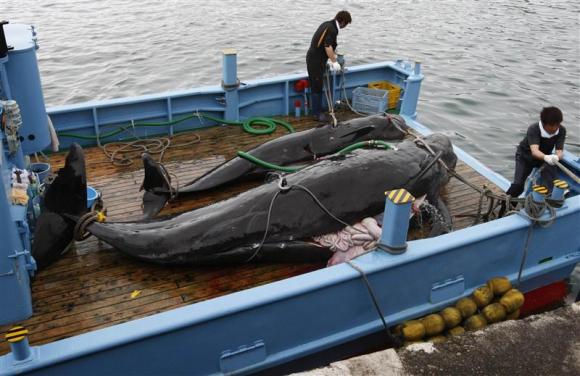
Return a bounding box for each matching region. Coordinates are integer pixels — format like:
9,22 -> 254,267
499,289 -> 525,313
440,307 -> 463,329
428,335 -> 447,344
487,277 -> 512,296
448,326 -> 465,336
455,297 -> 478,318
421,314 -> 446,337
401,320 -> 426,341
506,309 -> 520,320
482,302 -> 507,323
472,285 -> 494,308
464,314 -> 488,331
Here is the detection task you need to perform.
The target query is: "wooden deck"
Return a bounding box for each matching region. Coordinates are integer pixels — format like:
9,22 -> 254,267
0,113 -> 502,355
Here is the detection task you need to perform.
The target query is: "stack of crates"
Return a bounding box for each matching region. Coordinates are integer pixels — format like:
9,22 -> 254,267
351,87 -> 388,115
351,81 -> 402,115
368,81 -> 402,110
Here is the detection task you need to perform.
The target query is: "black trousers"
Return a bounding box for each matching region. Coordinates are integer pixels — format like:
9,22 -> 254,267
306,51 -> 325,116
506,153 -> 557,197
306,51 -> 324,93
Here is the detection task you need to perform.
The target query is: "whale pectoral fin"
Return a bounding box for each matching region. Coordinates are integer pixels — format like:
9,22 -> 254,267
337,125 -> 375,139
32,212 -> 75,269
141,153 -> 172,217
143,190 -> 170,218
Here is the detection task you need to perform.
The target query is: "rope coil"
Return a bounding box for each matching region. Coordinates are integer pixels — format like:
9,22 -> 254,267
73,210 -> 107,241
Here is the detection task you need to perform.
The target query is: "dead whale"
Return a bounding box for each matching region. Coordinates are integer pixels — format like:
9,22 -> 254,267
141,114 -> 410,217
31,132 -> 456,268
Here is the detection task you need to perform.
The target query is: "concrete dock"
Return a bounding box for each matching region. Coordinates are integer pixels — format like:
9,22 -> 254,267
294,302 -> 580,376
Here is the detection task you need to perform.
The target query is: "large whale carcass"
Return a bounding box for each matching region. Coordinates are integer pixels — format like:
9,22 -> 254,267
141,114 -> 410,217
32,132 -> 457,268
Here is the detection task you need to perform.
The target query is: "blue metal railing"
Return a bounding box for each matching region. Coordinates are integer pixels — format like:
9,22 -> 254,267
47,56 -> 419,149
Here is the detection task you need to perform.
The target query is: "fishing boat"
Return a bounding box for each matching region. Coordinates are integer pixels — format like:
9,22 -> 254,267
1,22 -> 578,375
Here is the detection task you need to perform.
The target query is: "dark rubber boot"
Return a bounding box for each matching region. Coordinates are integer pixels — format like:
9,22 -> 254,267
311,93 -> 322,118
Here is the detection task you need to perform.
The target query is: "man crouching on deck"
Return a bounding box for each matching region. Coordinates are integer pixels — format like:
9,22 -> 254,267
506,106 -> 567,197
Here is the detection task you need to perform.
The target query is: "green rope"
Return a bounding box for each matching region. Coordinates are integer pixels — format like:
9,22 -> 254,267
56,113 -> 294,140
237,139 -> 394,173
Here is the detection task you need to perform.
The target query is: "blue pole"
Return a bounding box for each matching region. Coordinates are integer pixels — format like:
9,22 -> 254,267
378,189 -> 415,254
222,49 -> 239,122
399,61 -> 423,120
550,180 -> 569,201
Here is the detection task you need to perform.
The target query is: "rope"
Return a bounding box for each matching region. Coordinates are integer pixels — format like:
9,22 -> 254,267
338,70 -> 381,116
412,136 -> 526,218
555,160 -> 580,184
515,224 -> 533,287
73,210 -> 107,241
245,175 -> 367,262
323,69 -> 338,127
517,194 -> 557,227
346,260 -> 401,348
58,112 -> 294,167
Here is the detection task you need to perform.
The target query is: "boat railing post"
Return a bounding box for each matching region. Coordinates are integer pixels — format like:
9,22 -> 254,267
531,184 -> 547,203
399,61 -> 423,120
378,189 -> 415,254
222,49 -> 240,122
550,180 -> 569,202
4,326 -> 33,363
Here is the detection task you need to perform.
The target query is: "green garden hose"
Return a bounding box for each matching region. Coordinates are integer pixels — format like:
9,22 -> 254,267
336,140 -> 393,155
237,151 -> 305,173
237,139 -> 394,173
56,112 -> 294,141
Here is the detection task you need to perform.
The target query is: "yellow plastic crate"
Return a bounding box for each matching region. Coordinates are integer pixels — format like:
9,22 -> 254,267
368,81 -> 401,109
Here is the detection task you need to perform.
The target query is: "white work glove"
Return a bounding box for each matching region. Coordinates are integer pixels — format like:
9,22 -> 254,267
327,61 -> 342,72
543,154 -> 559,166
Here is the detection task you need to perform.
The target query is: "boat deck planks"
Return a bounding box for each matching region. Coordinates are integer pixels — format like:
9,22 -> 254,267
0,113 -> 503,355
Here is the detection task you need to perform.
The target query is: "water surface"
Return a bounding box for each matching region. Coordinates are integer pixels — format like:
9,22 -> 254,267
5,0 -> 579,176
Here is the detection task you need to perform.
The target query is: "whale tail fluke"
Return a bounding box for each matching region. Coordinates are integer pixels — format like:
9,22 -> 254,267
32,143 -> 89,269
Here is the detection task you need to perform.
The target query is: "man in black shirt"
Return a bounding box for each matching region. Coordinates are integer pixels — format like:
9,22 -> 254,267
506,106 -> 567,197
306,10 -> 352,122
